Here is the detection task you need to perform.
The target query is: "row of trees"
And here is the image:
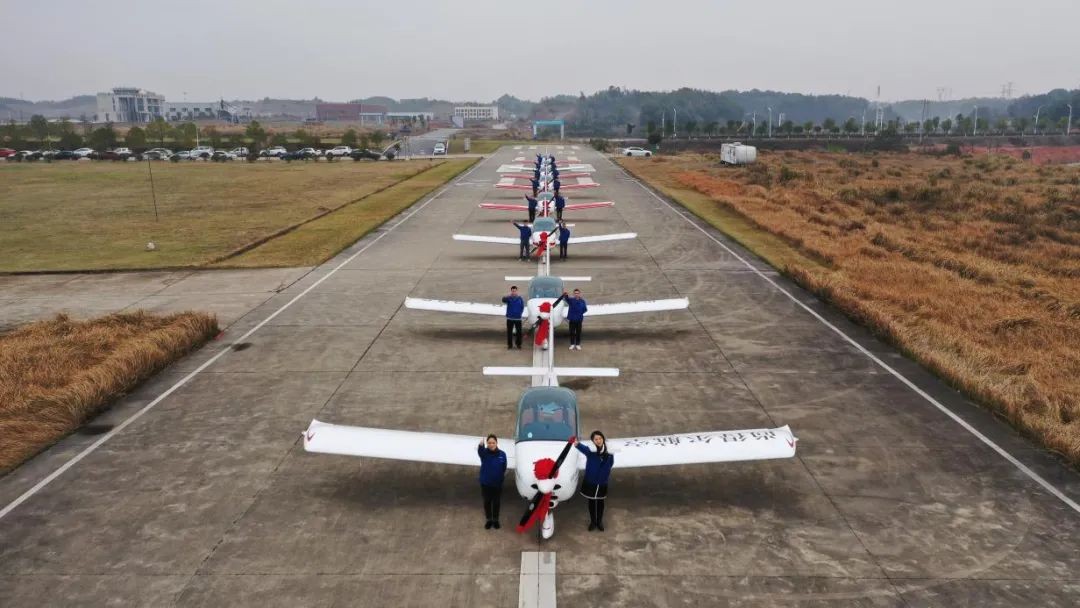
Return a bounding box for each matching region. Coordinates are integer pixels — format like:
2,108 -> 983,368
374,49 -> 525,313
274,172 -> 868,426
1,117 -> 391,152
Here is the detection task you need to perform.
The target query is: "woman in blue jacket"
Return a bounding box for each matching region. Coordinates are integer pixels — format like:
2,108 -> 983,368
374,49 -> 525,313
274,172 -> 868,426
478,434 -> 508,529
575,430 -> 614,531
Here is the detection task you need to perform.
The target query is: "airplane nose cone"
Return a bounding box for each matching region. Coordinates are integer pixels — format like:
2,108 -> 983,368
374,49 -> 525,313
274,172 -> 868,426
536,478 -> 556,494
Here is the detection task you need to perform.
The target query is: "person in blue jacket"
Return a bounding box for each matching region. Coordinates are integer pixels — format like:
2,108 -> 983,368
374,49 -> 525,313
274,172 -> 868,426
574,431 -> 613,531
524,194 -> 539,222
551,177 -> 561,195
553,193 -> 566,221
565,288 -> 587,350
478,434 -> 508,529
511,220 -> 532,261
502,285 -> 525,348
557,220 -> 570,260
530,177 -> 540,197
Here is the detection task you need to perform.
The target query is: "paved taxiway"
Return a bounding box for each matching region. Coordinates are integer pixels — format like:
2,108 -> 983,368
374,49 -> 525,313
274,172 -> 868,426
1,144 -> 1078,606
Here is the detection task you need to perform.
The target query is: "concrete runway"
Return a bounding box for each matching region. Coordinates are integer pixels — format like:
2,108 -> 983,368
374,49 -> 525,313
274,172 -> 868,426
1,145 -> 1079,606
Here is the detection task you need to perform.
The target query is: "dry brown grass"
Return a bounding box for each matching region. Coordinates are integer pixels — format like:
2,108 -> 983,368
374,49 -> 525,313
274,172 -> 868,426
0,311 -> 218,473
622,152 -> 1080,464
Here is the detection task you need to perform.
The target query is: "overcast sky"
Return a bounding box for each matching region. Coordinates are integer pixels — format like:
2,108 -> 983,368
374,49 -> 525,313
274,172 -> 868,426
2,0 -> 1077,103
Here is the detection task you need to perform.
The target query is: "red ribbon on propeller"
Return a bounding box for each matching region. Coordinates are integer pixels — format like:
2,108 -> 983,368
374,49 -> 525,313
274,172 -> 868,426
533,231 -> 550,259
534,301 -> 552,347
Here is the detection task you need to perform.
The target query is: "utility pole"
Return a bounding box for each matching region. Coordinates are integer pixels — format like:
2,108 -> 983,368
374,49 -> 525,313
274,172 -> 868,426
672,107 -> 677,138
661,111 -> 665,137
751,112 -> 757,138
1066,103 -> 1073,136
767,107 -> 773,137
1034,106 -> 1044,135
861,108 -> 867,136
972,106 -> 979,136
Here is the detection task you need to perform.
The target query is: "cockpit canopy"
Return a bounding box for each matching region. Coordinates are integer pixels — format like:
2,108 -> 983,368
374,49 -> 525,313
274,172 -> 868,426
528,276 -> 564,300
516,386 -> 579,442
532,218 -> 557,234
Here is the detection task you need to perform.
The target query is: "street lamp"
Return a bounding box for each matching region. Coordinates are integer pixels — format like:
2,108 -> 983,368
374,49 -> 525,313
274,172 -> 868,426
767,106 -> 773,137
1034,105 -> 1044,135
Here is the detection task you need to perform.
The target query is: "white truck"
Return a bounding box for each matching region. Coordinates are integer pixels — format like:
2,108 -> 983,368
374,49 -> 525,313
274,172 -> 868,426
326,146 -> 353,157
720,142 -> 757,165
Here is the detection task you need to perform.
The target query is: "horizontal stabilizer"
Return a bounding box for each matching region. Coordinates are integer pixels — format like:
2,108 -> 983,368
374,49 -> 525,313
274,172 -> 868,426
503,276 -> 591,281
483,366 -> 619,377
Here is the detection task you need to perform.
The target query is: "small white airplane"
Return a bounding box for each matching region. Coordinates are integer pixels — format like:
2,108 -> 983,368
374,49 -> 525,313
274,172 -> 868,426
303,317 -> 798,539
404,273 -> 690,345
479,194 -> 614,217
453,217 -> 635,259
496,157 -> 599,192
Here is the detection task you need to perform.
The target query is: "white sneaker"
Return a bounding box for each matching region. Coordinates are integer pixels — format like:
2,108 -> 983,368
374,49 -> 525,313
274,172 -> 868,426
576,345 -> 583,350
569,345 -> 574,351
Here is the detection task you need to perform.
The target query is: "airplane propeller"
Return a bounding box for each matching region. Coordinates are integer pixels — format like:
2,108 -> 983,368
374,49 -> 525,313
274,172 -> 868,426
516,436 -> 577,534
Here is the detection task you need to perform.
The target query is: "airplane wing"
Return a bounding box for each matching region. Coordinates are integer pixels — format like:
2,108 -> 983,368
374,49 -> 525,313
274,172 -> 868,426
479,203 -> 528,211
495,184 -> 533,190
563,202 -> 615,210
568,232 -> 637,244
304,419 -> 516,468
585,298 -> 689,316
580,426 -> 797,469
557,183 -> 600,190
404,297 -> 510,316
453,234 -> 521,244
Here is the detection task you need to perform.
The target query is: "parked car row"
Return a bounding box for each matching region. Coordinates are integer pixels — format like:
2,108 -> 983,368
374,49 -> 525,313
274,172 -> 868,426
2,145 -> 395,162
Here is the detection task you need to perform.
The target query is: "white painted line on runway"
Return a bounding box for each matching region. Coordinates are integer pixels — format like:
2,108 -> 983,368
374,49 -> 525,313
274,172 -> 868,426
519,551 -> 557,608
0,160 -> 487,522
610,157 -> 1080,515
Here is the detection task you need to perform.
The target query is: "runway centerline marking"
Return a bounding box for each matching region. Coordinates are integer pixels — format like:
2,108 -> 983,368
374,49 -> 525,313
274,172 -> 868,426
519,551 -> 557,608
0,159 -> 486,522
609,155 -> 1080,516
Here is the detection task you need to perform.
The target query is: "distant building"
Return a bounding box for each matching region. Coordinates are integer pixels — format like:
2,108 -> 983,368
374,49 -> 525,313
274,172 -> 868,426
165,101 -> 253,123
95,87 -> 164,123
315,103 -> 387,124
454,106 -> 499,121
387,111 -> 434,121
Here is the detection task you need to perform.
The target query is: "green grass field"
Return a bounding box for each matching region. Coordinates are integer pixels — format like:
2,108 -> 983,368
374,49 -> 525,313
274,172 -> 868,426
223,158 -> 476,267
0,159 -> 462,272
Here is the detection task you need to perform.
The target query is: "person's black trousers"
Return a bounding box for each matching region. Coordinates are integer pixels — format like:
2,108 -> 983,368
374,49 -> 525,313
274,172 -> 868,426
528,207 -> 536,222
507,319 -> 523,347
519,240 -> 530,260
586,497 -> 605,525
559,243 -> 568,260
556,208 -> 563,221
482,484 -> 502,522
568,320 -> 582,346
